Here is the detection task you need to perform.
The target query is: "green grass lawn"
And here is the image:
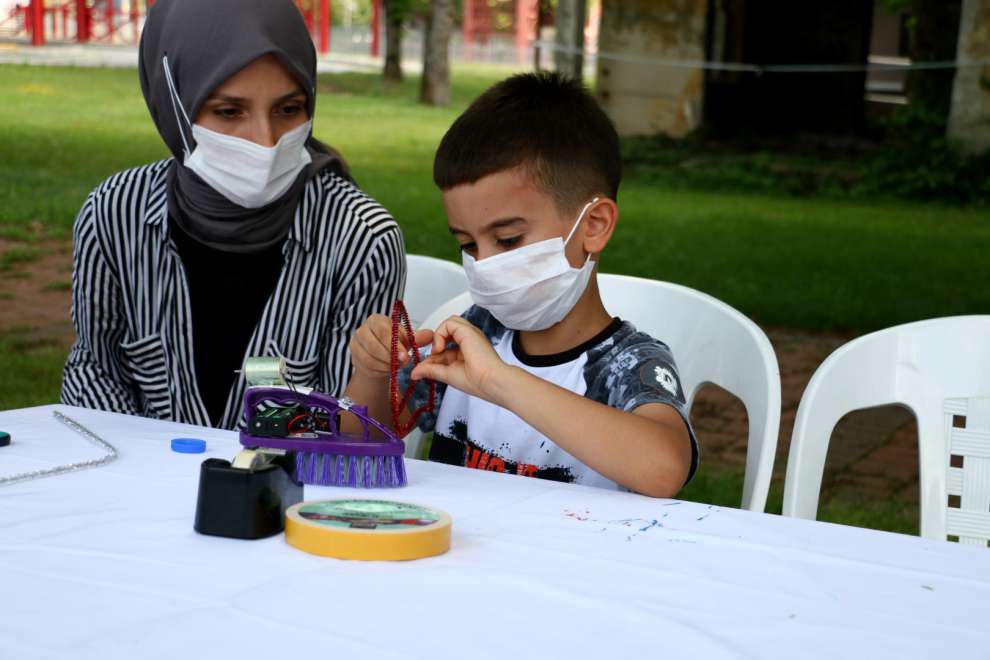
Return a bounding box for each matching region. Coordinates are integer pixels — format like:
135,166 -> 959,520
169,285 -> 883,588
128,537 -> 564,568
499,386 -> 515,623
0,63 -> 982,535
0,331 -> 67,410
3,65 -> 987,331
679,462 -> 919,535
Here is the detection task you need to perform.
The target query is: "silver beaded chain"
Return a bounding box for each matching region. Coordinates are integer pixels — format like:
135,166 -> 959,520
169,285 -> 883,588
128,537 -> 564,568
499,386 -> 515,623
0,410 -> 119,487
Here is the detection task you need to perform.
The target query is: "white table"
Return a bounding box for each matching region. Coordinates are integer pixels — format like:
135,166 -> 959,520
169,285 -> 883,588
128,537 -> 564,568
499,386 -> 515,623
2,405 -> 989,660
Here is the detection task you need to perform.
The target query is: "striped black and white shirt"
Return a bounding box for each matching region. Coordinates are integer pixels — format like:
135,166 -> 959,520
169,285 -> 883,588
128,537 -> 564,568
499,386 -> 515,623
61,159 -> 405,429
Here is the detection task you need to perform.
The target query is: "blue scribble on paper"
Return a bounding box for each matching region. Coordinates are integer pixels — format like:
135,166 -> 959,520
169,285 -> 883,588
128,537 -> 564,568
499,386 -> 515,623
564,508 -> 701,542
610,517 -> 665,541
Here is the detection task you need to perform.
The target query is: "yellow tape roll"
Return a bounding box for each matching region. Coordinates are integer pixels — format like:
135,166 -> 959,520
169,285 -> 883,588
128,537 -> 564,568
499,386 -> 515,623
285,499 -> 452,561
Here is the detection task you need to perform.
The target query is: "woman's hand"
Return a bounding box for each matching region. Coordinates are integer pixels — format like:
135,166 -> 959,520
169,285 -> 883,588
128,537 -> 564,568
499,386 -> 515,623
349,314 -> 434,381
410,316 -> 515,405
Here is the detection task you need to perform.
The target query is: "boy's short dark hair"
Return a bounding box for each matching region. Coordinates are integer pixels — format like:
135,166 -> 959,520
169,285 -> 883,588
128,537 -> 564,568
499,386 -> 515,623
433,71 -> 621,213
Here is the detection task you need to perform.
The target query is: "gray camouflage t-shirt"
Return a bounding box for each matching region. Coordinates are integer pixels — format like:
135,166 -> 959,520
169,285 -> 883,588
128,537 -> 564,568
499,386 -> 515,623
401,306 -> 699,490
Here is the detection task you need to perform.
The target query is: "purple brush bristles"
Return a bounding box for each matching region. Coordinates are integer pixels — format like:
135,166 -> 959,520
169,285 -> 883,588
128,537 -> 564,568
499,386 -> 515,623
288,450 -> 406,487
375,455 -> 386,486
240,387 -> 407,488
283,447 -> 407,488
347,456 -> 359,487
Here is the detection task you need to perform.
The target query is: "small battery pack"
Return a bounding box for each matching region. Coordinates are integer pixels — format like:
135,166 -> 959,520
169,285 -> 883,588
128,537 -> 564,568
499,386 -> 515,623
194,456 -> 303,539
247,405 -> 304,437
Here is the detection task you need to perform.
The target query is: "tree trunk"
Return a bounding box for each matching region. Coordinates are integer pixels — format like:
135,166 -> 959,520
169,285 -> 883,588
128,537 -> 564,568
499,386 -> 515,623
420,0 -> 454,105
947,0 -> 990,152
554,0 -> 586,80
532,1 -> 545,70
907,0 -> 963,129
384,0 -> 404,82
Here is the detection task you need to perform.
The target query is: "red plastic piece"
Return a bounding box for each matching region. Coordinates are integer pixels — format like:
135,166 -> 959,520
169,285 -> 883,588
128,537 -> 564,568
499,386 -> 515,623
389,300 -> 435,438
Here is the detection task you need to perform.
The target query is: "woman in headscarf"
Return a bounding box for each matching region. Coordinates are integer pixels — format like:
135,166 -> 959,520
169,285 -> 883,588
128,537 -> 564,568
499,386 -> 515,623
60,0 -> 405,429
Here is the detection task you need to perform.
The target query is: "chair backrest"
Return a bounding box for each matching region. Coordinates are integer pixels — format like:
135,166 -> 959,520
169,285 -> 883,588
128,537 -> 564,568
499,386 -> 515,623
403,254 -> 468,328
944,397 -> 990,547
782,316 -> 990,540
412,273 -> 782,513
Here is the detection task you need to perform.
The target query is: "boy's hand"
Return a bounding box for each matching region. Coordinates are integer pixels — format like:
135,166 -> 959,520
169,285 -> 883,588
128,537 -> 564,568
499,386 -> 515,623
411,316 -> 514,404
350,314 -> 434,381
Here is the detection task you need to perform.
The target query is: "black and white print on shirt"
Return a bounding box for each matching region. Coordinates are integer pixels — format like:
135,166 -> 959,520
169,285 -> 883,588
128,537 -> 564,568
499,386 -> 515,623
401,306 -> 699,490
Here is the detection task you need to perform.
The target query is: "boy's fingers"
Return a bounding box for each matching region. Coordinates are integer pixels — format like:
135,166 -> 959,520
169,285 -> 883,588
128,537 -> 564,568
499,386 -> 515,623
411,360 -> 445,383
378,324 -> 433,365
354,329 -> 391,367
351,341 -> 389,376
364,318 -> 392,351
431,327 -> 450,354
424,348 -> 460,367
438,319 -> 486,356
355,313 -> 441,370
363,316 -> 432,366
412,346 -> 464,380
446,315 -> 477,337
432,316 -> 469,352
412,329 -> 434,351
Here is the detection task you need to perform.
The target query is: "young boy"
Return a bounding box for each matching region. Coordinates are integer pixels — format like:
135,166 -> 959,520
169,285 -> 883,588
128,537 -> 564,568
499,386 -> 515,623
344,72 -> 698,497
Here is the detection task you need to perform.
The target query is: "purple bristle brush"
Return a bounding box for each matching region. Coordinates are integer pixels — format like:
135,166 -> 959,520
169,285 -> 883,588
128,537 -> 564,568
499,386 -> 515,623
239,387 -> 407,488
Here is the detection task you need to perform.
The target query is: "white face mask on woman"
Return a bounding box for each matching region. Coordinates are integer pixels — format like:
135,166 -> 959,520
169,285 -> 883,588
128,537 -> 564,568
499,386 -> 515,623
462,197 -> 599,332
185,120 -> 312,208
162,55 -> 313,209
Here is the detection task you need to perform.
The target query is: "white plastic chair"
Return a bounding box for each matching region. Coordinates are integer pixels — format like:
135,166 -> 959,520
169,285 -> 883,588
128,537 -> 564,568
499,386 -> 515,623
403,254 -> 468,328
408,273 -> 782,513
782,316 -> 990,541
943,397 -> 990,546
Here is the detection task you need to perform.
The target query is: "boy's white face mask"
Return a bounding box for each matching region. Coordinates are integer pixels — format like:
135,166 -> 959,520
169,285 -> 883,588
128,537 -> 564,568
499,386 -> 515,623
462,197 -> 599,332
162,54 -> 312,209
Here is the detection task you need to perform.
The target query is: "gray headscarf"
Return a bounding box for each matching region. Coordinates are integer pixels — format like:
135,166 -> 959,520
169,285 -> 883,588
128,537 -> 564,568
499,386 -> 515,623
138,0 -> 351,253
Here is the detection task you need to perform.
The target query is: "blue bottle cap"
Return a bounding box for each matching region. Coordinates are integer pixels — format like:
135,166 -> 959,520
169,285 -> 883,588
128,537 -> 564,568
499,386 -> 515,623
0,431 -> 9,447
171,437 -> 206,454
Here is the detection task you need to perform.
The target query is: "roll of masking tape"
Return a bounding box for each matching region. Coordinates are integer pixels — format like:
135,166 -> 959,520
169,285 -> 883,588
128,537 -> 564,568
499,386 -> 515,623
232,449 -> 263,470
285,499 -> 452,561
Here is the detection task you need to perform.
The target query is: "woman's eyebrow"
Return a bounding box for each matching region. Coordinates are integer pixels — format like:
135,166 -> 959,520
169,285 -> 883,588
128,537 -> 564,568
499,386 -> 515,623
205,90 -> 306,103
274,90 -> 307,102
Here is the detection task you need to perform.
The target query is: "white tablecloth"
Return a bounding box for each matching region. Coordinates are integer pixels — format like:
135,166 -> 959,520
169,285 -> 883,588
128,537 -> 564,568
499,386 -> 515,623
1,405 -> 989,660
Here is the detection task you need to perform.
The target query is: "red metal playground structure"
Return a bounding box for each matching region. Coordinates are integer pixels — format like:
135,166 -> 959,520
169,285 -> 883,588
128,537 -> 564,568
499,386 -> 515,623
1,0 -> 542,61
1,0 -> 380,55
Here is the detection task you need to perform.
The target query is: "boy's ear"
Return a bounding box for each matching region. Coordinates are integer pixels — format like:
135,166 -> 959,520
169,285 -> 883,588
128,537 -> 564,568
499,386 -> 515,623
583,197 -> 618,255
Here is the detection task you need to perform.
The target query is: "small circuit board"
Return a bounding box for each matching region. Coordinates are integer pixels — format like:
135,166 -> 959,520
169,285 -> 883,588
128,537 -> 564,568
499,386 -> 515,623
247,404 -> 333,438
